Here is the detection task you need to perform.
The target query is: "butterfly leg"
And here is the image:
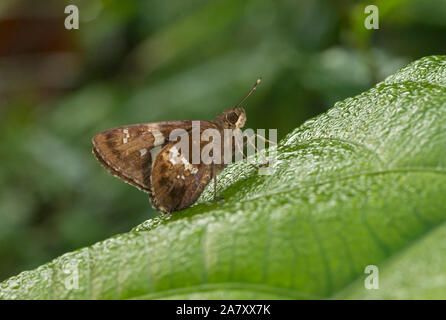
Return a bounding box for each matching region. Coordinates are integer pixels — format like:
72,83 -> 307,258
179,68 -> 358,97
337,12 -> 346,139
241,150 -> 265,169
238,135 -> 270,169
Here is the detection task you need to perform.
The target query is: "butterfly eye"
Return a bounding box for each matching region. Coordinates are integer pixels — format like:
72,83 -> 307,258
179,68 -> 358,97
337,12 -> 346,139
227,112 -> 239,124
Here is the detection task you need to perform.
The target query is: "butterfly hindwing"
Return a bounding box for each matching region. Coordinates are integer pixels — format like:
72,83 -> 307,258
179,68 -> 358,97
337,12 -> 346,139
149,125 -> 221,212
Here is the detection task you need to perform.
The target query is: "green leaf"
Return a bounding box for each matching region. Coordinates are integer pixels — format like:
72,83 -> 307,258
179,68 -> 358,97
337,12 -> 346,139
1,56 -> 446,300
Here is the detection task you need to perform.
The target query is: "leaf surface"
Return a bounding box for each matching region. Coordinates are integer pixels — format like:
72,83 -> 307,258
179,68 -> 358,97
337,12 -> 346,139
1,56 -> 446,299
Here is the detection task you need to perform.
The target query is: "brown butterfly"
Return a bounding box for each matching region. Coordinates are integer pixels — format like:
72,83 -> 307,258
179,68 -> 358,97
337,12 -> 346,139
92,78 -> 262,213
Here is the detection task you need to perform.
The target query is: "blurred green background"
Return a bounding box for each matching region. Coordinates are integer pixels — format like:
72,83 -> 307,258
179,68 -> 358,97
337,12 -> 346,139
0,0 -> 445,281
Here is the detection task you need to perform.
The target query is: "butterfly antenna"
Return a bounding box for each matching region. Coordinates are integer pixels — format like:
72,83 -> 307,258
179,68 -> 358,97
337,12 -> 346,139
235,78 -> 262,108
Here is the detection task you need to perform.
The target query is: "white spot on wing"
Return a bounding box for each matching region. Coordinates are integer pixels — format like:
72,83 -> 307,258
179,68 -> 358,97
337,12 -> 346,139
180,155 -> 198,174
151,129 -> 165,146
169,146 -> 180,165
123,129 -> 130,144
139,148 -> 147,156
169,146 -> 198,174
189,166 -> 198,174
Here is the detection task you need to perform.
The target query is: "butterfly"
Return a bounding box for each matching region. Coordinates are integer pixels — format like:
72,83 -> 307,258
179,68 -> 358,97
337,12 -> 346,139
92,78 -> 262,213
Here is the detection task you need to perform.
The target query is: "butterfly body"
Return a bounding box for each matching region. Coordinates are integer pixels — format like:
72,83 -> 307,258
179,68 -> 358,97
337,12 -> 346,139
92,108 -> 247,213
92,79 -> 260,214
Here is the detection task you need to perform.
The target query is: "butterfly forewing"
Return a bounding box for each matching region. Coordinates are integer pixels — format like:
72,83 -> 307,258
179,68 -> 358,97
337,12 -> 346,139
92,120 -> 218,196
92,121 -> 193,192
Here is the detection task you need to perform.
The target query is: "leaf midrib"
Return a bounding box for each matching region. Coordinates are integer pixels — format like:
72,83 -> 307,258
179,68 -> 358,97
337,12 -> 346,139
128,282 -> 321,300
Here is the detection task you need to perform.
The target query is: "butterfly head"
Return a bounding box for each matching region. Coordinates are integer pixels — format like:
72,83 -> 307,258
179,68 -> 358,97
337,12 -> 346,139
213,78 -> 261,129
219,107 -> 246,129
